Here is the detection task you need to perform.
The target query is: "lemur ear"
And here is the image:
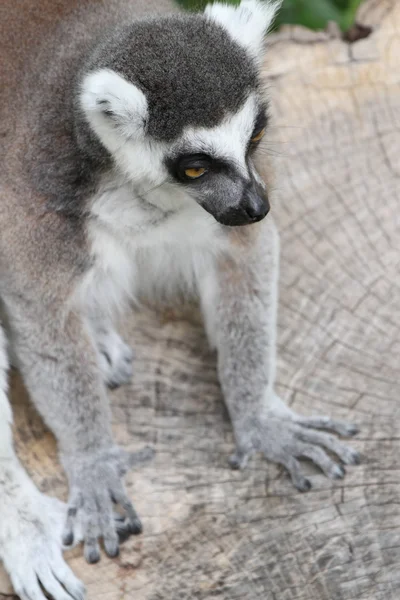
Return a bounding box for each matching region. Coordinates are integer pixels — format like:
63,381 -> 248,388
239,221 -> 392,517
204,0 -> 281,62
80,69 -> 148,139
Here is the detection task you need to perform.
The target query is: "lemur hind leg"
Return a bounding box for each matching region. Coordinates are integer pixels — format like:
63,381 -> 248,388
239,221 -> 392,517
2,296 -> 134,391
0,324 -> 86,600
5,320 -> 134,391
92,323 -> 134,390
86,311 -> 134,390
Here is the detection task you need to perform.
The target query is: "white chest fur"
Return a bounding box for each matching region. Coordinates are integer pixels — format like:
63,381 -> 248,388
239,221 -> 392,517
78,179 -> 226,319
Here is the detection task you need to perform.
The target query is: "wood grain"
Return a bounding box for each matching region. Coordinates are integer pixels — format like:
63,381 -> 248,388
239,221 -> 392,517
2,1 -> 399,598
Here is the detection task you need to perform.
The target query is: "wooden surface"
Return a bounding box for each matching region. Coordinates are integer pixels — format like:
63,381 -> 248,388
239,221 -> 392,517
2,1 -> 400,598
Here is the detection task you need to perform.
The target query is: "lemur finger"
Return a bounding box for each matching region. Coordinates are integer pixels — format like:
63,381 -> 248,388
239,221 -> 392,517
276,455 -> 311,492
63,488 -> 84,545
82,500 -> 101,564
62,506 -> 78,546
49,556 -> 86,600
112,505 -> 136,542
14,575 -> 48,600
12,587 -> 33,600
123,500 -> 142,534
296,443 -> 345,480
296,428 -> 361,465
97,493 -> 119,558
127,446 -> 155,469
115,518 -> 135,544
105,448 -> 130,477
107,380 -> 121,390
297,415 -> 359,437
111,486 -> 142,534
84,537 -> 101,564
228,450 -> 249,470
37,564 -> 75,600
103,533 -> 119,558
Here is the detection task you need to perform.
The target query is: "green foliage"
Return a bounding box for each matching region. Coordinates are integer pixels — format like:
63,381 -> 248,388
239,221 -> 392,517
176,0 -> 364,32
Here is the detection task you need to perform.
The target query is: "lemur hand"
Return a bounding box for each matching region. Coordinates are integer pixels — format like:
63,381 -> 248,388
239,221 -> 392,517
61,445 -> 142,563
0,470 -> 85,600
229,396 -> 360,491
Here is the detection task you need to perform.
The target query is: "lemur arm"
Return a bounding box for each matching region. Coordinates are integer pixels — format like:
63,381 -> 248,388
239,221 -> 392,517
1,296 -> 140,563
200,217 -> 360,490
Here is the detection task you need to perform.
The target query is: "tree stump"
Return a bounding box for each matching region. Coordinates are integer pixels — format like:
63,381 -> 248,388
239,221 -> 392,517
2,0 -> 400,598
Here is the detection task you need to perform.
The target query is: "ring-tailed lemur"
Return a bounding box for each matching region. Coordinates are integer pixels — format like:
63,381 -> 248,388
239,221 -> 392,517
1,0 -> 360,597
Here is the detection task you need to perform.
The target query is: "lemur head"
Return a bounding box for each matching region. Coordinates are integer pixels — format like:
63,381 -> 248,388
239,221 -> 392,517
80,0 -> 281,227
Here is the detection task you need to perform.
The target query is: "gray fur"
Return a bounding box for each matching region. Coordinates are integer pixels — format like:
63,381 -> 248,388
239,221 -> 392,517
0,323 -> 86,600
0,0 -> 359,585
84,16 -> 258,141
199,218 -> 360,492
19,6 -> 257,216
4,0 -> 179,217
88,315 -> 134,390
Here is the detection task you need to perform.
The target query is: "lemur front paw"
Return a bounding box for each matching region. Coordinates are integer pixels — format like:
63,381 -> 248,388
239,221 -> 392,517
61,446 -> 142,563
0,473 -> 85,600
96,330 -> 134,389
229,404 -> 360,492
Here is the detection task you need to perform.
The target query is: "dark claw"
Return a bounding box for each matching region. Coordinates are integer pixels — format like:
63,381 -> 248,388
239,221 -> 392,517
104,541 -> 119,558
85,548 -> 101,564
116,518 -> 138,543
228,452 -> 247,470
63,506 -> 77,545
297,478 -> 312,492
121,500 -> 142,535
347,425 -> 360,437
107,381 -> 120,390
116,524 -> 132,544
130,517 -> 142,535
62,531 -> 74,546
333,465 -> 346,479
350,451 -> 361,465
102,351 -> 112,366
228,455 -> 241,470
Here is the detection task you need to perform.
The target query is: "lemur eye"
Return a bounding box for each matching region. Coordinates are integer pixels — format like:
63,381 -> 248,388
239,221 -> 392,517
184,167 -> 207,179
251,128 -> 265,144
167,153 -> 212,182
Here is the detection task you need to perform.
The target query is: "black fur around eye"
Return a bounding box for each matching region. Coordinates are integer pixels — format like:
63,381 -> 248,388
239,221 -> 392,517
175,154 -> 211,182
166,153 -> 227,183
250,109 -> 268,146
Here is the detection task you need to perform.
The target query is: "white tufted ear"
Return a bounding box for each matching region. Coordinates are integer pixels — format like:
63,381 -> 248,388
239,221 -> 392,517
204,0 -> 281,62
80,69 -> 148,141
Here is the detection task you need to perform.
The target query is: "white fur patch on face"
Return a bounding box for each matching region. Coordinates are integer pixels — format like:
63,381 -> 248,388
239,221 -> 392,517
81,68 -> 170,188
80,68 -> 148,144
181,94 -> 259,177
205,0 -> 281,62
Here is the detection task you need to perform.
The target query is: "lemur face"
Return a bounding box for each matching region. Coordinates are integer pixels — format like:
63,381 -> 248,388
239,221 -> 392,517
80,1 -> 280,226
164,95 -> 270,226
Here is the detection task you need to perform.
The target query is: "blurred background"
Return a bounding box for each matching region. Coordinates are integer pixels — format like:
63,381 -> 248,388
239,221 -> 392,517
178,0 -> 365,35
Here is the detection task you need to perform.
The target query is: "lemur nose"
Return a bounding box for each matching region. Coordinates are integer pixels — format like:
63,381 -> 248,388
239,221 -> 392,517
244,200 -> 269,222
243,179 -> 270,222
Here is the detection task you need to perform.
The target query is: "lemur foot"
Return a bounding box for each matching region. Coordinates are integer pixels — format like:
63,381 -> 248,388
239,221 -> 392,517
61,446 -> 142,564
0,465 -> 85,600
229,401 -> 360,492
96,330 -> 134,389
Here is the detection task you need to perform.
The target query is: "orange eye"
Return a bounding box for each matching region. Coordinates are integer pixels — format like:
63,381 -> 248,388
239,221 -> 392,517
251,128 -> 265,143
184,167 -> 206,179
